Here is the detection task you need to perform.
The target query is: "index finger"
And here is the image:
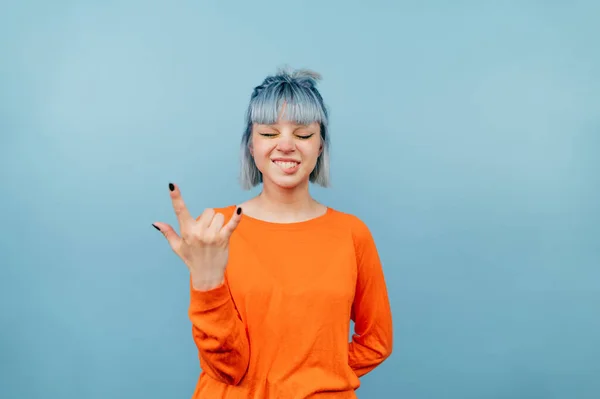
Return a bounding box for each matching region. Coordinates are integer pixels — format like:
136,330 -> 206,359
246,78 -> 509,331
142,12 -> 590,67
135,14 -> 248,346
169,183 -> 194,227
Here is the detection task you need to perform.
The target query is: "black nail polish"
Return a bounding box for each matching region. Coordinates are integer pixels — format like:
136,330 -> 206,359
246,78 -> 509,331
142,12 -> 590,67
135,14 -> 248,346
152,224 -> 160,231
169,183 -> 174,191
236,207 -> 242,215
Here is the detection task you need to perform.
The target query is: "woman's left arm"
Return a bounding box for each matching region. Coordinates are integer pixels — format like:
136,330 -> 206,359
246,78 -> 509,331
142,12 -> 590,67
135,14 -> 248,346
348,218 -> 394,377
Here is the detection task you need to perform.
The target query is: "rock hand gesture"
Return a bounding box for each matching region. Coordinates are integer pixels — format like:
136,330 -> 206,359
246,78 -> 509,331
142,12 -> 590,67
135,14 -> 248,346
152,183 -> 242,291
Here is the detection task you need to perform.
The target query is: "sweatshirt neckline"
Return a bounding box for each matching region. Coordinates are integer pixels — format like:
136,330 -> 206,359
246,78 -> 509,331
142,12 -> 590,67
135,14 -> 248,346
236,205 -> 334,231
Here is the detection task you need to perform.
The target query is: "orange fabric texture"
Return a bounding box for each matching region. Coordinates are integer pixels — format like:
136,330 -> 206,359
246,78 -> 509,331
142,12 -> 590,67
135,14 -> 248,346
188,205 -> 393,398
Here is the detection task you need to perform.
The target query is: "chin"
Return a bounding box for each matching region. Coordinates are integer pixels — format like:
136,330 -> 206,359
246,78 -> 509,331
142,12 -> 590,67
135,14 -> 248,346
263,174 -> 308,190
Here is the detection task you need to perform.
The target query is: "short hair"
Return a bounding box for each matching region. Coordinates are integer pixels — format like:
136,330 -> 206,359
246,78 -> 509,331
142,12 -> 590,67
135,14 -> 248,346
239,67 -> 331,190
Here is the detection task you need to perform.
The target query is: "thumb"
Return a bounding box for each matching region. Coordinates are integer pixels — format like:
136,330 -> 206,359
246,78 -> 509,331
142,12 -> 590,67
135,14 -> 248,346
221,206 -> 243,238
152,222 -> 182,252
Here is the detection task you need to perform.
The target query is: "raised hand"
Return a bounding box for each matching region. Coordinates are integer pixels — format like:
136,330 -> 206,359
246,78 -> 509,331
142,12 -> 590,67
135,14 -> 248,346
152,183 -> 242,291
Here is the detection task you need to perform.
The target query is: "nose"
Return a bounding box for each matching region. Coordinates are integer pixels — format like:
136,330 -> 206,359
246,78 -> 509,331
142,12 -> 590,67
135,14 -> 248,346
276,134 -> 296,153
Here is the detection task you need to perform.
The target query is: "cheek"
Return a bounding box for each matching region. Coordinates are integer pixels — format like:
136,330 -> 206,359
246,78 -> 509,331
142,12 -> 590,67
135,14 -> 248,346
299,141 -> 322,161
250,141 -> 274,171
251,140 -> 272,159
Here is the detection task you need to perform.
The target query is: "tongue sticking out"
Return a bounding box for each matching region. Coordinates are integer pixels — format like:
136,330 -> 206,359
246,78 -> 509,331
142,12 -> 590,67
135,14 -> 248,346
273,160 -> 300,174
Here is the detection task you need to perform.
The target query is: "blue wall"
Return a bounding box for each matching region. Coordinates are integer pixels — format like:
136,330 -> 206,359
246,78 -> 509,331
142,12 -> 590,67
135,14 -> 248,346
1,1 -> 599,398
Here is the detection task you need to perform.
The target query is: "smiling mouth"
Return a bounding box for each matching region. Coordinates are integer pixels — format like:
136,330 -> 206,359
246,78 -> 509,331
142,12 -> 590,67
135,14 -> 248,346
272,159 -> 301,173
272,160 -> 300,168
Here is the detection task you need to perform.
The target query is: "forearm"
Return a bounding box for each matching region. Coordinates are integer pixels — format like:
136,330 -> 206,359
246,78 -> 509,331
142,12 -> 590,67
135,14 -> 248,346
188,278 -> 250,385
348,333 -> 392,377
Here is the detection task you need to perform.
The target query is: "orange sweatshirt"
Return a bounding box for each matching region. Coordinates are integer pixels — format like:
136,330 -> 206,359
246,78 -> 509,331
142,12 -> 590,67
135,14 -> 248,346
188,205 -> 393,399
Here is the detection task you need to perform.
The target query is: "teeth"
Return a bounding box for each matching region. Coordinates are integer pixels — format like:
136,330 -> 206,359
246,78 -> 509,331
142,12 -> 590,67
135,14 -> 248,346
274,161 -> 298,169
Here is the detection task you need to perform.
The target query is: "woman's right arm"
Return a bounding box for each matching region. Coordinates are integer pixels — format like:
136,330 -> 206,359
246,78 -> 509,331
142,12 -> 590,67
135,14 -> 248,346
153,183 -> 250,385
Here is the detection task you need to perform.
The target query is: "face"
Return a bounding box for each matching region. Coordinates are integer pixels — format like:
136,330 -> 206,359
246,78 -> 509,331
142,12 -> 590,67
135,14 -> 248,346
250,118 -> 322,189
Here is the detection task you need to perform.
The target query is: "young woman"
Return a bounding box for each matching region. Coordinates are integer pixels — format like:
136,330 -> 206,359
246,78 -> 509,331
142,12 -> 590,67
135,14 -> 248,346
153,68 -> 393,398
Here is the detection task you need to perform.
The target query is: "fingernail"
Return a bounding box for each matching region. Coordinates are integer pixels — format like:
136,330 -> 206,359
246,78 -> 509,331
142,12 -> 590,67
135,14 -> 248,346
169,183 -> 174,191
236,207 -> 242,215
152,223 -> 160,231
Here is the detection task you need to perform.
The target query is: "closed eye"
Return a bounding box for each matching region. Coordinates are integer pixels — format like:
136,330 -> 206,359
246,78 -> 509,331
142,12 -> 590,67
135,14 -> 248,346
259,133 -> 315,140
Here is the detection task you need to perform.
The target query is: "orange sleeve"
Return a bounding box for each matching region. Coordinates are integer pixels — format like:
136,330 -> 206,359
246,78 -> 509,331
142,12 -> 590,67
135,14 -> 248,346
188,275 -> 250,385
348,218 -> 394,377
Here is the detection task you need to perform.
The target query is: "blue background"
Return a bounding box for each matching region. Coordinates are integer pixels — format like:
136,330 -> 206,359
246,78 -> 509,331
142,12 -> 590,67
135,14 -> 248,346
1,1 -> 599,398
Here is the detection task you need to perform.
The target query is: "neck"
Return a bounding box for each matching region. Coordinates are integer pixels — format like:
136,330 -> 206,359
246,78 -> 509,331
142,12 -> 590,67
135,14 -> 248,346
256,179 -> 320,222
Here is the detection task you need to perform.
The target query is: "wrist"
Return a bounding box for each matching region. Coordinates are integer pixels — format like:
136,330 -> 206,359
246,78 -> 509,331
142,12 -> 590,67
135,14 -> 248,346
190,271 -> 225,292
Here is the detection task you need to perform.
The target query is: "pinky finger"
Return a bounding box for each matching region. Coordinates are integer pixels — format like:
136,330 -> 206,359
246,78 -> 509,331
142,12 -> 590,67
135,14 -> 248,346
221,206 -> 243,238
